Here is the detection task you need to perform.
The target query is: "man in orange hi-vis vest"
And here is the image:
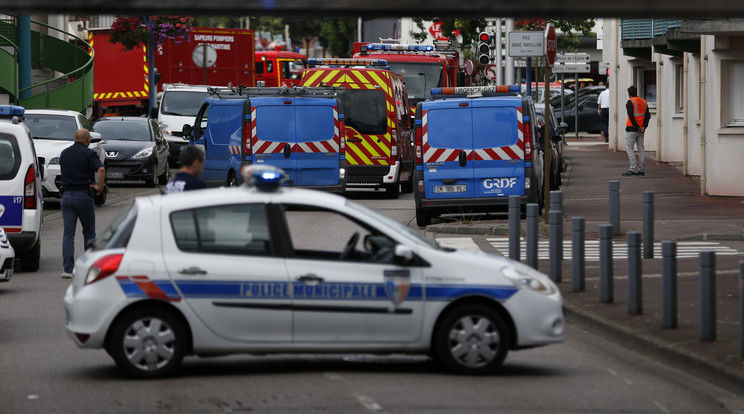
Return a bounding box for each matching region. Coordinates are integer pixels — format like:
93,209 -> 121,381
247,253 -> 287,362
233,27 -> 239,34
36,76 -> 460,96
622,85 -> 651,176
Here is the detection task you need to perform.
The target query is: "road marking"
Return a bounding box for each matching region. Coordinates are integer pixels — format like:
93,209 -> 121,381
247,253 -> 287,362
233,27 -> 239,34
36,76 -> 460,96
325,372 -> 343,381
653,400 -> 671,413
486,238 -> 742,261
355,394 -> 385,412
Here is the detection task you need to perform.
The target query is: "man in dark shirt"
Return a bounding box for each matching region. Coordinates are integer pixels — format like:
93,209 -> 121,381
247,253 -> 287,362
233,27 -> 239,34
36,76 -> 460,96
59,128 -> 105,278
165,145 -> 207,194
622,85 -> 651,176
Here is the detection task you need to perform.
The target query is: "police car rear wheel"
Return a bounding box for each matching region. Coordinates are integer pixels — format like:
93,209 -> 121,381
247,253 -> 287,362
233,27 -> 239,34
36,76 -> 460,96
435,304 -> 509,375
109,307 -> 186,378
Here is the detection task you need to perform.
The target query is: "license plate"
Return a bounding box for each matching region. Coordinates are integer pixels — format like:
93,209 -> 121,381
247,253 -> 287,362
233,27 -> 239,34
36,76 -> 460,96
434,184 -> 467,194
106,172 -> 124,179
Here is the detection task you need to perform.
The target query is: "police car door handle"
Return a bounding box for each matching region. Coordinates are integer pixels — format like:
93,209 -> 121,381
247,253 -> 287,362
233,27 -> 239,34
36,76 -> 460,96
459,151 -> 467,167
178,266 -> 208,275
283,144 -> 291,158
297,274 -> 324,283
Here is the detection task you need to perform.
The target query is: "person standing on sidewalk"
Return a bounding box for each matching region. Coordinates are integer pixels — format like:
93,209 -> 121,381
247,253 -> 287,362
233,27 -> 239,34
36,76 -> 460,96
622,85 -> 651,176
164,145 -> 207,194
59,128 -> 105,279
597,85 -> 610,142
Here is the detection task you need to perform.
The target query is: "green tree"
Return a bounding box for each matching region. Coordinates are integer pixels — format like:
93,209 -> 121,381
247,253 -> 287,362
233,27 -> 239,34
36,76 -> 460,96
409,17 -> 485,47
284,17 -> 323,57
318,18 -> 356,57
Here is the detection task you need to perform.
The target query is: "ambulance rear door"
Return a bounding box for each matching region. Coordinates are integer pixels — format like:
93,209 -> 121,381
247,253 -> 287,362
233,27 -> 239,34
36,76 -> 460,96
470,99 -> 526,199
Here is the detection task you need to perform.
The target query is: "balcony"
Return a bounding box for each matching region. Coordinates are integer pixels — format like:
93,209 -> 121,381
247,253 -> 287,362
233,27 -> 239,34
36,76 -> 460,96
621,19 -> 699,59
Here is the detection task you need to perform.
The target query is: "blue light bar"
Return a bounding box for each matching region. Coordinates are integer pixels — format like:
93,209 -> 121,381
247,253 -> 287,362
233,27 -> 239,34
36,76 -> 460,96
365,43 -> 435,52
431,86 -> 521,96
307,58 -> 388,67
241,165 -> 286,191
0,105 -> 25,117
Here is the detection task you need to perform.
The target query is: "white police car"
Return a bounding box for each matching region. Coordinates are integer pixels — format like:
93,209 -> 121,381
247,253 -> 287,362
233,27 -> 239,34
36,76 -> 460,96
64,165 -> 564,378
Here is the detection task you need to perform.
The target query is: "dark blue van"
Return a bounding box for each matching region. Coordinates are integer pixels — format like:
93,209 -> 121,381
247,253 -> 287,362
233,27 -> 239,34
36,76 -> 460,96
187,87 -> 346,191
413,86 -> 544,227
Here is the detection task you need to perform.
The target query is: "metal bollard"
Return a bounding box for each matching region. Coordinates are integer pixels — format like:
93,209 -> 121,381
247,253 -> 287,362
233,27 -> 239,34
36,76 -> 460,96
700,251 -> 717,342
662,241 -> 678,329
599,224 -> 614,303
643,191 -> 654,259
550,190 -> 564,261
740,261 -> 744,357
508,195 -> 521,262
627,231 -> 642,315
549,210 -> 562,283
572,217 -> 585,292
526,203 -> 539,270
609,180 -> 620,235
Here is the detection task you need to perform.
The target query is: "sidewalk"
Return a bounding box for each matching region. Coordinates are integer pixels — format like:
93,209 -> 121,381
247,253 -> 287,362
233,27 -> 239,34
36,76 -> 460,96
426,137 -> 744,395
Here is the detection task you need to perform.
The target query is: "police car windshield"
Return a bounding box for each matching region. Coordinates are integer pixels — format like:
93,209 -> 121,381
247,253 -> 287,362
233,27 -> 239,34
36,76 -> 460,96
344,90 -> 387,135
161,91 -> 210,117
388,62 -> 443,102
345,200 -> 439,249
24,114 -> 78,140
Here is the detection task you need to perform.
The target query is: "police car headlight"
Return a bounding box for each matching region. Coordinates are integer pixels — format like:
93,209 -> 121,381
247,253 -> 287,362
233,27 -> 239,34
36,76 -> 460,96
131,147 -> 153,159
501,265 -> 555,295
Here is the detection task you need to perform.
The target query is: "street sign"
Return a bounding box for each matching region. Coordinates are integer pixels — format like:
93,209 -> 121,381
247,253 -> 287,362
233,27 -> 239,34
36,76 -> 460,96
484,64 -> 499,81
552,63 -> 591,73
464,60 -> 474,75
508,31 -> 543,57
556,53 -> 590,63
429,21 -> 461,41
544,24 -> 556,66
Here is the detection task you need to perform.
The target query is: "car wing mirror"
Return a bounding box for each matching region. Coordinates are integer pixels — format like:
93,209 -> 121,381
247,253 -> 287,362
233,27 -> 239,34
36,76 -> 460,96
182,124 -> 193,141
89,131 -> 102,144
394,244 -> 414,264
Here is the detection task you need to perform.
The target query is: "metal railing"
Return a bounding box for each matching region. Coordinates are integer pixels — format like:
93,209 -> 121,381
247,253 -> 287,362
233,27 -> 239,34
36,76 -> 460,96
621,19 -> 682,41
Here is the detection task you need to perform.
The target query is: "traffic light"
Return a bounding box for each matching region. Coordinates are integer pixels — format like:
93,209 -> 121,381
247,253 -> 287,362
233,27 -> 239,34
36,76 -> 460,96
477,31 -> 491,66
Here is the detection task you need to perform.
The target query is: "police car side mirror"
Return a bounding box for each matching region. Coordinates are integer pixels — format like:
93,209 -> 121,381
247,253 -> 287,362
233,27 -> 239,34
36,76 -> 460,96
394,244 -> 414,264
557,122 -> 568,136
89,131 -> 102,144
182,124 -> 193,140
37,159 -> 45,180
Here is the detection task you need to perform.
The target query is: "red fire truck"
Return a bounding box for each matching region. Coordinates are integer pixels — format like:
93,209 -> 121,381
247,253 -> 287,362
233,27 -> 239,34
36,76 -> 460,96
89,27 -> 256,118
352,41 -> 464,113
255,50 -> 307,87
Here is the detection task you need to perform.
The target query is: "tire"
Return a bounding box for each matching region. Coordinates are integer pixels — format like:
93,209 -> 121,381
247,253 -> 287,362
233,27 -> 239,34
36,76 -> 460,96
227,172 -> 238,187
434,304 -> 510,375
109,307 -> 186,378
415,208 -> 431,227
385,182 -> 400,199
158,162 -> 169,185
401,172 -> 414,194
145,164 -> 157,187
19,239 -> 40,272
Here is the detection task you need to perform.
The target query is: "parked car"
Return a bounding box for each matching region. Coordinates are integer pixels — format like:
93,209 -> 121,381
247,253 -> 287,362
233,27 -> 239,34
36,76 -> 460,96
24,109 -> 108,205
63,165 -> 565,378
93,117 -> 169,187
0,105 -> 43,272
0,227 -> 15,281
555,87 -> 606,133
535,103 -> 568,190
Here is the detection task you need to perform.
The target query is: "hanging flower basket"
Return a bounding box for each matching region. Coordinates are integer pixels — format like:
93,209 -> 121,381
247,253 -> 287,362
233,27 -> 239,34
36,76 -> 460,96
109,15 -> 194,50
515,19 -> 547,31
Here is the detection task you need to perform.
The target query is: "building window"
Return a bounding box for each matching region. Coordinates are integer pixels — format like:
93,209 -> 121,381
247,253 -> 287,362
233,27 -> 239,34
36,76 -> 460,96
675,64 -> 684,113
731,61 -> 744,126
634,66 -> 657,106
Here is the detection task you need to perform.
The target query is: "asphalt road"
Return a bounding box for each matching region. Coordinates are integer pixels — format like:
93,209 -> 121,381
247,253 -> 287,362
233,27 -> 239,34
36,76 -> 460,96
0,184 -> 739,413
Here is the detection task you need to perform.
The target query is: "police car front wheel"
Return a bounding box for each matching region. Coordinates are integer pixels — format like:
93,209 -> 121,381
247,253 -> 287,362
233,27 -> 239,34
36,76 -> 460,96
109,307 -> 187,378
434,304 -> 510,375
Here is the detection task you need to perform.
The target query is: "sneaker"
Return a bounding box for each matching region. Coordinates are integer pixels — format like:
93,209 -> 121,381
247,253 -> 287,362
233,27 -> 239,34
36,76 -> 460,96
637,171 -> 645,176
621,171 -> 637,176
61,272 -> 73,279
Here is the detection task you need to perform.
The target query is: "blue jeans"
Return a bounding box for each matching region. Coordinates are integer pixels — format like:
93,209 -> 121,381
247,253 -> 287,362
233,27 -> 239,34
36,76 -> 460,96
61,190 -> 96,273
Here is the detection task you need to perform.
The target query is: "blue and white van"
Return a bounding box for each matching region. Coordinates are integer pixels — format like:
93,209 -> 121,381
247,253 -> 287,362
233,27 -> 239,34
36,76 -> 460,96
413,86 -> 544,227
186,86 -> 346,191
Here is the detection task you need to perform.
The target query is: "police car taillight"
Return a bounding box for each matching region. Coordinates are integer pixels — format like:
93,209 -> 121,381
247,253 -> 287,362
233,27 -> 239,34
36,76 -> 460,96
24,165 -> 36,209
85,254 -> 123,285
241,165 -> 286,191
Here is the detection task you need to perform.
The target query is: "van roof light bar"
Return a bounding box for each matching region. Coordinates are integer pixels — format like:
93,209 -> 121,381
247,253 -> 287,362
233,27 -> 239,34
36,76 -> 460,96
307,58 -> 388,68
364,43 -> 435,52
431,85 -> 521,98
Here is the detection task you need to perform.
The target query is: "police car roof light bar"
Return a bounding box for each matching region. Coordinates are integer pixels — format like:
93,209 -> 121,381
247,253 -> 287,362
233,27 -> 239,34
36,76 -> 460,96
241,165 -> 286,191
307,58 -> 388,67
431,85 -> 521,98
365,43 -> 435,52
0,105 -> 25,117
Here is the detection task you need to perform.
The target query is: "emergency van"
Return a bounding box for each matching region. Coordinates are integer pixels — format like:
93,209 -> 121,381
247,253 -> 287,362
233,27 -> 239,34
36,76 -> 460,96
154,84 -> 211,166
300,58 -> 414,198
185,86 -> 346,191
413,86 -> 544,227
255,50 -> 308,87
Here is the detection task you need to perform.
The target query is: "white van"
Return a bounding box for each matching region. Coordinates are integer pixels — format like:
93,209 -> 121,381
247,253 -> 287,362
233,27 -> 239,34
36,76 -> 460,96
0,106 -> 43,271
154,84 -> 210,166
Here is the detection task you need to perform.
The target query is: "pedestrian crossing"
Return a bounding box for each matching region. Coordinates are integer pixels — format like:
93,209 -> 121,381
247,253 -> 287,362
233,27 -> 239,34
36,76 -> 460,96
435,237 -> 743,261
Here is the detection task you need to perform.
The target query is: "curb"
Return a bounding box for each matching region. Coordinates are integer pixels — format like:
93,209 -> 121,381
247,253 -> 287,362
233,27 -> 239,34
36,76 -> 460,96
564,301 -> 744,396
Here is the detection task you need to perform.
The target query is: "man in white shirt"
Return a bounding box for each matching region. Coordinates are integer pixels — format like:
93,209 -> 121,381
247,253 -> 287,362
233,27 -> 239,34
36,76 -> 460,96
597,86 -> 610,142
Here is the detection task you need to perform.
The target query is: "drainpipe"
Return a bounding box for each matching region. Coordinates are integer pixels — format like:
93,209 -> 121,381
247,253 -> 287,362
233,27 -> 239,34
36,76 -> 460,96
656,54 -> 662,161
683,52 -> 689,176
700,37 -> 707,195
